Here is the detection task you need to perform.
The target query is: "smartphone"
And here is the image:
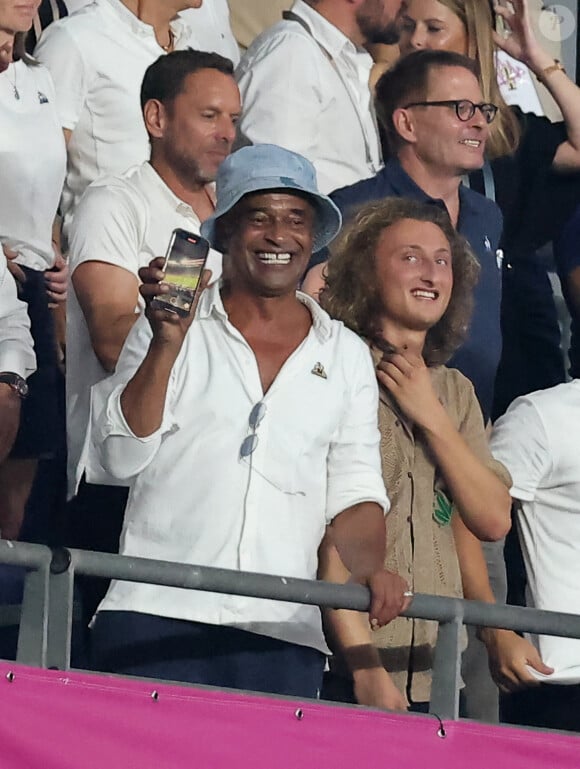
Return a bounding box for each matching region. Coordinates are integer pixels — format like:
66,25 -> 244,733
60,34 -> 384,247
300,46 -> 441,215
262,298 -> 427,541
151,229 -> 210,317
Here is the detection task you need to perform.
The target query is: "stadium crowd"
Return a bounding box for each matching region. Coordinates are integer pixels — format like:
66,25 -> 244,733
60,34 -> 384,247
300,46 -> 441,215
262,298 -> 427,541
1,0 -> 580,734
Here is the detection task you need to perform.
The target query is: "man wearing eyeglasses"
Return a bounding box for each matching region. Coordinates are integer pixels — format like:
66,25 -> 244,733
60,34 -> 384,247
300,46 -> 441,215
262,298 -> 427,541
87,143 -> 411,698
304,49 -> 503,428
302,48 -> 522,719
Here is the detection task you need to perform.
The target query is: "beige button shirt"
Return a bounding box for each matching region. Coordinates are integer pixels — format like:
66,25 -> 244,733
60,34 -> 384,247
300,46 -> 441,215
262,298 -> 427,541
371,356 -> 511,703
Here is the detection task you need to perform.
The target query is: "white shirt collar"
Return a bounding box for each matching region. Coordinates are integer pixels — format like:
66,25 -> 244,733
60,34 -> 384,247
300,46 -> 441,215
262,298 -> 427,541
102,0 -> 188,41
291,0 -> 359,60
198,280 -> 334,343
140,162 -> 214,220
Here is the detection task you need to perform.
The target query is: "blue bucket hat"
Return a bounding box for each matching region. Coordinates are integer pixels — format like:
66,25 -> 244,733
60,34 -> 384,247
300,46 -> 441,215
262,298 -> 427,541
200,144 -> 342,252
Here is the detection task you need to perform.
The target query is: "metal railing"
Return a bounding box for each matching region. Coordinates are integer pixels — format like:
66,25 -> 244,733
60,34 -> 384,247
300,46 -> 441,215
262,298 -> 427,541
2,539 -> 580,720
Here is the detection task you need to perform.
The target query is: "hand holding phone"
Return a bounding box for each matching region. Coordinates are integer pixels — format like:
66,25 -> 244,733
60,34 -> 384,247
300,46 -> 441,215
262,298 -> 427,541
150,229 -> 211,317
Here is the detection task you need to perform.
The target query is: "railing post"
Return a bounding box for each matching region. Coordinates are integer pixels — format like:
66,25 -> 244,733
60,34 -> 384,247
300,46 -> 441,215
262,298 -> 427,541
46,547 -> 75,671
429,613 -> 464,721
16,565 -> 50,667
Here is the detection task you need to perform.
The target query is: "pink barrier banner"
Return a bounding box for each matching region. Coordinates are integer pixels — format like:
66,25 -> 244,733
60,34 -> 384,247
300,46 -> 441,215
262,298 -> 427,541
0,662 -> 578,769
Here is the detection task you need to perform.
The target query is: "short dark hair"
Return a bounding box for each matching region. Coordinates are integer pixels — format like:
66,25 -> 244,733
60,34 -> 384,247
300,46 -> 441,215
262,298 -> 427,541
140,48 -> 234,110
320,197 -> 480,366
375,49 -> 480,153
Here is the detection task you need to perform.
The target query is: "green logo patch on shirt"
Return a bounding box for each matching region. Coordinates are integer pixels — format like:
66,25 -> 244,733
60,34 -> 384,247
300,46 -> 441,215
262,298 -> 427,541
433,489 -> 452,526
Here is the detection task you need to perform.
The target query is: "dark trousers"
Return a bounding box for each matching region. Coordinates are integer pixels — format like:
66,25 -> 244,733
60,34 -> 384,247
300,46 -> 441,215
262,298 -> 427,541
65,480 -> 129,628
91,611 -> 326,699
502,683 -> 580,733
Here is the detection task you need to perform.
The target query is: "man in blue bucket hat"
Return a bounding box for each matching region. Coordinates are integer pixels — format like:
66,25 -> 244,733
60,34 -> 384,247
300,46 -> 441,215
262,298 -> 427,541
88,144 -> 410,697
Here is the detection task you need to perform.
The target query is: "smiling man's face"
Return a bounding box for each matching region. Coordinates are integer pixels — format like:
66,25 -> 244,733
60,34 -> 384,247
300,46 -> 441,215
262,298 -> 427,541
401,65 -> 489,176
224,191 -> 316,298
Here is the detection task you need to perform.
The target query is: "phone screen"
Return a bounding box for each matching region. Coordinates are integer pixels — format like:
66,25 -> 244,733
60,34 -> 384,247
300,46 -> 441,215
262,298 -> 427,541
152,229 -> 210,316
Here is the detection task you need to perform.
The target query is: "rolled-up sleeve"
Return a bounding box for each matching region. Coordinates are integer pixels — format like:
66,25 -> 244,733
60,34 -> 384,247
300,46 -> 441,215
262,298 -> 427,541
0,255 -> 36,379
87,316 -> 179,482
325,339 -> 389,522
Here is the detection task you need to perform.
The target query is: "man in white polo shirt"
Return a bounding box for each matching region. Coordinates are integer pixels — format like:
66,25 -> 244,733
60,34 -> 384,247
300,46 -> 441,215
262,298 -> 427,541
490,381 -> 580,732
66,49 -> 240,624
87,144 -> 410,697
235,0 -> 405,194
34,0 -> 202,242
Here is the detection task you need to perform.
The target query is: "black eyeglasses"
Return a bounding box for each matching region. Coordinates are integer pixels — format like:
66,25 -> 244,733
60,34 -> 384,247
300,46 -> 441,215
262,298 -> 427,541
403,99 -> 498,124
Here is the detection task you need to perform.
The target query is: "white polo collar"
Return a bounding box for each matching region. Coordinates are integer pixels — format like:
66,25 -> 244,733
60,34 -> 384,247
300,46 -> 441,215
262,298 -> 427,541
140,162 -> 215,219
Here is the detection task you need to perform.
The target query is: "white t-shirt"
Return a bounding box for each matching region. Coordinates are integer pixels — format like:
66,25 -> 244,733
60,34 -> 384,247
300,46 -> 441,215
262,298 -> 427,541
0,60 -> 66,270
67,161 -> 222,499
236,0 -> 382,194
491,381 -> 580,684
180,0 -> 240,66
34,0 -> 191,242
89,283 -> 388,652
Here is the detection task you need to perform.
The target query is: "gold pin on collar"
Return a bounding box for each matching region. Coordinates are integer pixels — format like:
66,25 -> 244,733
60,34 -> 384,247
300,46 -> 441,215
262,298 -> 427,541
311,362 -> 327,379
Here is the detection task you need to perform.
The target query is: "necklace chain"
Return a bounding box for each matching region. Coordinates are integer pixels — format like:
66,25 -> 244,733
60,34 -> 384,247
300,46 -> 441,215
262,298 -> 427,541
4,64 -> 19,100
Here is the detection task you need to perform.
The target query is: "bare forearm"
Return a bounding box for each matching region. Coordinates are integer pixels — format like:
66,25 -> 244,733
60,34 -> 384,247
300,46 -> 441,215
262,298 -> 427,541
329,503 -> 386,581
120,340 -> 179,437
422,410 -> 510,541
319,537 -> 382,667
527,50 -> 580,163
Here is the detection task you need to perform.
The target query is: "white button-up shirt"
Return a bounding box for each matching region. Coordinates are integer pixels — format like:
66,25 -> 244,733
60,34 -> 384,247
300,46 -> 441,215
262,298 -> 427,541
89,283 -> 388,653
236,0 -> 382,194
34,0 -> 191,242
67,161 -> 222,499
0,255 -> 36,379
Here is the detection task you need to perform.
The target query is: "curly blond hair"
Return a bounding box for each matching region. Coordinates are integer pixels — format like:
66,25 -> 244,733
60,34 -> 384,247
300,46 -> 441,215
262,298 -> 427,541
320,198 -> 480,365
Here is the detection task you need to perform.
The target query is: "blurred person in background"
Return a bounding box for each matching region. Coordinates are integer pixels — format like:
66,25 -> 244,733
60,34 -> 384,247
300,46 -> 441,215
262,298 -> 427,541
0,0 -> 67,541
34,0 -> 203,244
236,0 -> 406,194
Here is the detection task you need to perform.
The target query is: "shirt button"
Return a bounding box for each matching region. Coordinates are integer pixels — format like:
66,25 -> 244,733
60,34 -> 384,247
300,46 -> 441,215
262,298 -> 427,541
395,420 -> 401,427
407,471 -> 413,479
406,515 -> 412,523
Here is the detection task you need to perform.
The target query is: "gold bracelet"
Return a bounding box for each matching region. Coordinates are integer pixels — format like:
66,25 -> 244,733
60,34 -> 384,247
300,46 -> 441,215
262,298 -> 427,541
537,59 -> 566,84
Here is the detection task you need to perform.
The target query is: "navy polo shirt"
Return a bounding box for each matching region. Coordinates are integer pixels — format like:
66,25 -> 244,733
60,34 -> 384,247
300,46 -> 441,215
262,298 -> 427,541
329,159 -> 503,423
554,205 -> 580,379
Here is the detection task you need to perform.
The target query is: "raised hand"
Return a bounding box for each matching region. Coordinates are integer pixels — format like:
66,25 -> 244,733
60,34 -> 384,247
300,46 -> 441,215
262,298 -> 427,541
138,256 -> 212,350
493,0 -> 543,66
376,350 -> 446,432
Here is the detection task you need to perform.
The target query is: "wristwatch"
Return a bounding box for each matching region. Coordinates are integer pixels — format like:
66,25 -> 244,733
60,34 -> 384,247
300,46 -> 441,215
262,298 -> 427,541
0,372 -> 28,399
